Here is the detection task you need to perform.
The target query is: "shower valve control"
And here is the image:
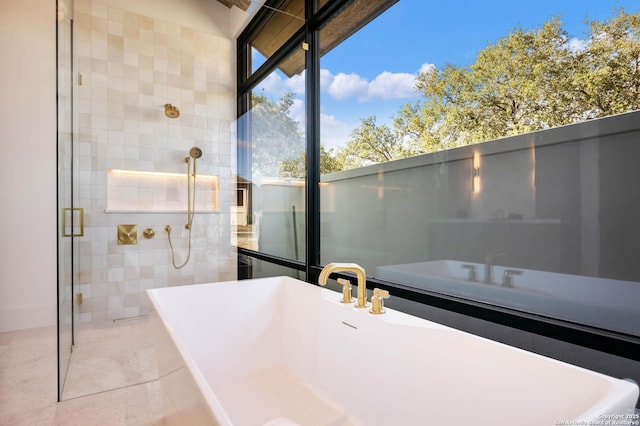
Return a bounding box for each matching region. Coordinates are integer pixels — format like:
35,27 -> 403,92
117,224 -> 138,245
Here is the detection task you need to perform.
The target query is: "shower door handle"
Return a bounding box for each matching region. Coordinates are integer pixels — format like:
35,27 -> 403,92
62,207 -> 85,237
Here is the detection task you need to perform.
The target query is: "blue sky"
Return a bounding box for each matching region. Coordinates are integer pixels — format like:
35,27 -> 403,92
256,0 -> 640,149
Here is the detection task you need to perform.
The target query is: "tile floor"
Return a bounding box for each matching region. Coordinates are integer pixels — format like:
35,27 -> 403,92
63,318 -> 158,400
0,319 -> 168,425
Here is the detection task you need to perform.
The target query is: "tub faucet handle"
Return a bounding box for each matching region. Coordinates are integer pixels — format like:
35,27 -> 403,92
337,278 -> 355,304
369,288 -> 390,314
502,269 -> 522,288
461,264 -> 477,282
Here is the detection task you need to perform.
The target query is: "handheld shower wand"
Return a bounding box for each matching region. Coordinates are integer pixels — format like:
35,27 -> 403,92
166,147 -> 202,270
184,147 -> 202,230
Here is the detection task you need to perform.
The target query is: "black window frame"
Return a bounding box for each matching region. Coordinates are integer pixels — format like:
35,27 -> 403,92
236,0 -> 640,362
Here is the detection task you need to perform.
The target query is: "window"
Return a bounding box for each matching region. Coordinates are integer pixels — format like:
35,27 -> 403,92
237,0 -> 640,359
236,48 -> 306,259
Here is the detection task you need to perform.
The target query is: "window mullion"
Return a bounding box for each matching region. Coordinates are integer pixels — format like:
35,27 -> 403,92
305,0 -> 321,284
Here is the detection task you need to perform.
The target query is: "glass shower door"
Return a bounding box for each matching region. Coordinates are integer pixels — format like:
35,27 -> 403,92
56,0 -> 77,401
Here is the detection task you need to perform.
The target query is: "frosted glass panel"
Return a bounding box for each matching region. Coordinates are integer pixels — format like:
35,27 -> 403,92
319,112 -> 640,337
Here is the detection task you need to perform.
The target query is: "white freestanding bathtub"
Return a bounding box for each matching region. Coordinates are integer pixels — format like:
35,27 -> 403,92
147,276 -> 638,426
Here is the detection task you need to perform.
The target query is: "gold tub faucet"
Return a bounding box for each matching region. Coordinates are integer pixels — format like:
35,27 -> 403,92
369,288 -> 390,314
318,263 -> 368,308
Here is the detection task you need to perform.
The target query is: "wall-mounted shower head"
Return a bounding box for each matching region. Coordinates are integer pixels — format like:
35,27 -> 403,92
165,103 -> 180,119
189,147 -> 203,159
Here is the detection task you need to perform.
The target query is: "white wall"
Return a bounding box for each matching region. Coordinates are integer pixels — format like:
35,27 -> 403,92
0,0 -> 57,331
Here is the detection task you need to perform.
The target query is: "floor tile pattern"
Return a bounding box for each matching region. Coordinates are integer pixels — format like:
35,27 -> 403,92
0,321 -> 168,426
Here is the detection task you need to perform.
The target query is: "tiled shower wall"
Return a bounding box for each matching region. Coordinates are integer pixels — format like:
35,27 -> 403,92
74,0 -> 236,321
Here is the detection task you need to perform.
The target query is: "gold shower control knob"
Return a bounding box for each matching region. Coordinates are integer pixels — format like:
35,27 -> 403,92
117,224 -> 137,245
142,228 -> 155,239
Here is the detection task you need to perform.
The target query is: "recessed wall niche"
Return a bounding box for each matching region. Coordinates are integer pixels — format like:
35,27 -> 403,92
106,169 -> 219,212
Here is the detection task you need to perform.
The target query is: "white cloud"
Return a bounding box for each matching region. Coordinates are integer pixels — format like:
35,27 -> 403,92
255,70 -> 305,97
320,113 -> 352,150
256,72 -> 285,94
255,62 -> 437,104
419,63 -> 436,74
567,37 -> 588,52
320,68 -> 334,92
287,72 -> 306,94
321,63 -> 435,102
289,98 -> 306,127
327,72 -> 370,100
369,71 -> 417,99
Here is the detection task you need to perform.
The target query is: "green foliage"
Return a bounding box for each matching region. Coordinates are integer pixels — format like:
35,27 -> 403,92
279,145 -> 345,178
250,91 -> 304,177
402,17 -> 575,147
397,9 -> 640,152
257,9 -> 640,175
250,90 -> 344,178
319,146 -> 346,175
338,116 -> 420,169
573,9 -> 640,117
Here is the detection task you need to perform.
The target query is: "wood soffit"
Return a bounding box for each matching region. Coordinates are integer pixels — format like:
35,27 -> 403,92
250,0 -> 397,77
216,0 -> 251,11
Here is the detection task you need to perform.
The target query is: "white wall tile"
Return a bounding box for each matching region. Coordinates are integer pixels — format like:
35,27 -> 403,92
76,1 -> 236,321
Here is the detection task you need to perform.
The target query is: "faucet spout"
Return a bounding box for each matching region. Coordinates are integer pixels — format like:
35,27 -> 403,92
484,249 -> 506,284
318,263 -> 368,308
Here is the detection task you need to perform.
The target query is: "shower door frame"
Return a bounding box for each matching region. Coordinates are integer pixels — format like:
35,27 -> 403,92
56,0 -> 79,402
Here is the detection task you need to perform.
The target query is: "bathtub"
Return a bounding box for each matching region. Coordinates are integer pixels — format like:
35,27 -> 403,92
147,276 -> 638,426
375,260 -> 640,336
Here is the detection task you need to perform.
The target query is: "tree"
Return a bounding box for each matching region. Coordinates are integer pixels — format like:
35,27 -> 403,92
262,10 -> 640,175
573,9 -> 640,117
398,17 -> 575,149
279,145 -> 345,178
338,116 -> 420,170
280,116 -> 416,174
394,9 -> 640,152
249,91 -> 304,177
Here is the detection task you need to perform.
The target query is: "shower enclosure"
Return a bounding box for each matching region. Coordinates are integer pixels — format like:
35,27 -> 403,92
55,0 -> 239,400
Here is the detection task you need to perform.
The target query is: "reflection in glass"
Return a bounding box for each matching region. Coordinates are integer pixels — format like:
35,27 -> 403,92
237,0 -> 640,338
319,113 -> 640,337
235,50 -> 306,263
245,257 -> 306,282
313,0 -> 640,338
